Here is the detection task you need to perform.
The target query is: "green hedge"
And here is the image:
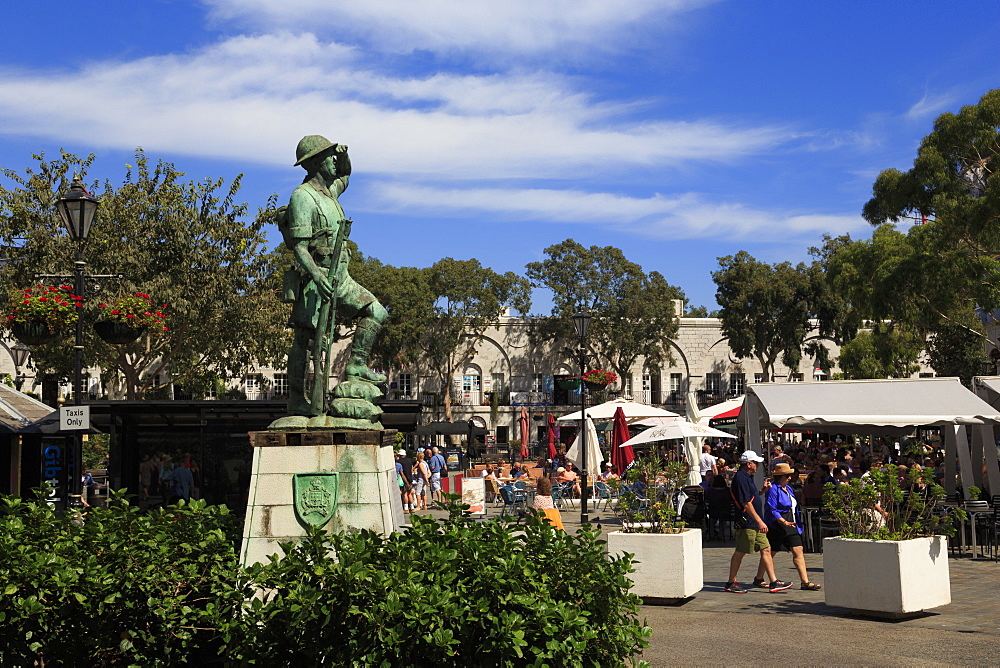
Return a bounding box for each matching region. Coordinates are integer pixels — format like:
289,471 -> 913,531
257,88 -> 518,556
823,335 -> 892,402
0,494 -> 650,666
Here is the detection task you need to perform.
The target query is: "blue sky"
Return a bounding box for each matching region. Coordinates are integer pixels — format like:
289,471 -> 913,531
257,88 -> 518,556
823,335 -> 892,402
1,1 -> 998,312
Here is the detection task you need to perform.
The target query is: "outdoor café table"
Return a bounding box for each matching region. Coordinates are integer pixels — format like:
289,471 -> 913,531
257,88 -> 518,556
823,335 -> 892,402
961,502 -> 992,560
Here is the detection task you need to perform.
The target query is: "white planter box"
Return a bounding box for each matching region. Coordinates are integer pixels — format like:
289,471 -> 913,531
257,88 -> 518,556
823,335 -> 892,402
823,535 -> 950,615
607,528 -> 703,602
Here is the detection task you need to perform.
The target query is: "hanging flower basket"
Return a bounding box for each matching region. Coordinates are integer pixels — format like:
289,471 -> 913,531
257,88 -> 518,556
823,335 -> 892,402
4,285 -> 81,344
582,369 -> 618,392
10,320 -> 58,346
93,319 -> 147,345
557,378 -> 581,390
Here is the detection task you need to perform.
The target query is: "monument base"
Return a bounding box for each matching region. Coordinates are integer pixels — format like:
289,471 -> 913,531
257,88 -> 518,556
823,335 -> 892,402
267,415 -> 384,431
240,429 -> 405,568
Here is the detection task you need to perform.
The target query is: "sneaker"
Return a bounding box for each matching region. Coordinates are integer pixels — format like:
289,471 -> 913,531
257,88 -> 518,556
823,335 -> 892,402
800,582 -> 822,591
752,577 -> 768,589
769,580 -> 793,593
725,581 -> 748,594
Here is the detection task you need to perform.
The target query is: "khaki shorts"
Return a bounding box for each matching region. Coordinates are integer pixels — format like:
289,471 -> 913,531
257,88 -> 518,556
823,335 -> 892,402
735,527 -> 771,554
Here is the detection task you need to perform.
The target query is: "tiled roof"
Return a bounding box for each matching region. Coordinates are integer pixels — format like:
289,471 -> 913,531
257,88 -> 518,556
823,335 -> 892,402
0,385 -> 56,432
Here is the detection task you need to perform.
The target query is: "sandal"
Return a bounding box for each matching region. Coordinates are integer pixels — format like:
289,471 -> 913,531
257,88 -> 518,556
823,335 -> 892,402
752,577 -> 768,589
800,582 -> 822,591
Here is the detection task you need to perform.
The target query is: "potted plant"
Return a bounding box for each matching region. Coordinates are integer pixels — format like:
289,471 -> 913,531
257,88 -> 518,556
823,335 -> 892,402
822,465 -> 959,616
606,458 -> 703,603
94,292 -> 168,344
3,285 -> 82,345
582,368 -> 618,392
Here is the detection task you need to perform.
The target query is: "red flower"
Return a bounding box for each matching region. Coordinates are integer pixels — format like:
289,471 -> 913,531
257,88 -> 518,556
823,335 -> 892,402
162,326 -> 169,331
111,310 -> 120,315
126,314 -> 135,318
39,297 -> 48,302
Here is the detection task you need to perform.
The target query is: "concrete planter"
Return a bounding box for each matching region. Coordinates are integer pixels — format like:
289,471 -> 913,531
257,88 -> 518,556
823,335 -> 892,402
823,535 -> 950,616
607,528 -> 703,603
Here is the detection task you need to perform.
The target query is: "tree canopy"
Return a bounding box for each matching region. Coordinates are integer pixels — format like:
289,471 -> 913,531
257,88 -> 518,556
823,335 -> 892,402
0,150 -> 289,399
713,251 -> 830,382
525,239 -> 683,383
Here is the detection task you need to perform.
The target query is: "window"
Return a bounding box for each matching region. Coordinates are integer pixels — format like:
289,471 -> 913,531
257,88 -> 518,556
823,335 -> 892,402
491,373 -> 505,395
531,374 -> 544,392
642,371 -> 652,391
244,374 -> 262,399
621,374 -> 633,396
670,373 -> 682,392
789,373 -> 804,383
397,372 -> 412,398
272,373 -> 289,398
706,373 -> 722,394
729,373 -> 745,395
754,373 -> 765,384
919,372 -> 935,378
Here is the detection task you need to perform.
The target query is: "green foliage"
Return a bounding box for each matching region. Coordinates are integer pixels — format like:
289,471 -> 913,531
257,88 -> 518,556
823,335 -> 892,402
0,495 -> 650,666
83,433 -> 110,470
234,497 -> 650,666
610,458 -> 688,534
830,90 -> 1000,352
526,239 -> 683,380
836,324 -> 923,379
925,310 -> 987,385
0,150 -> 290,399
713,251 -> 839,381
0,492 -> 247,665
822,466 -> 958,541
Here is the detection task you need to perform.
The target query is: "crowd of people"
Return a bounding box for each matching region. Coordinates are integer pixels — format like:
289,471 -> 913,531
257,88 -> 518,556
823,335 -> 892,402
395,446 -> 447,513
138,451 -> 200,505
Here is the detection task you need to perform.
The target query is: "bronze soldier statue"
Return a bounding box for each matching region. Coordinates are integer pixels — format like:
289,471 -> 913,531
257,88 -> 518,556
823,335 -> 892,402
270,135 -> 387,430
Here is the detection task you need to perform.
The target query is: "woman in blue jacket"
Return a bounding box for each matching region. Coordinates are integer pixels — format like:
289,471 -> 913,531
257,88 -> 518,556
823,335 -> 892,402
759,463 -> 822,591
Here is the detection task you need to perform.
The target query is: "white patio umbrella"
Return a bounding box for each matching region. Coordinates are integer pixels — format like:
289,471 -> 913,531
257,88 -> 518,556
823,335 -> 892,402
565,416 -> 602,478
556,398 -> 680,423
621,420 -> 736,485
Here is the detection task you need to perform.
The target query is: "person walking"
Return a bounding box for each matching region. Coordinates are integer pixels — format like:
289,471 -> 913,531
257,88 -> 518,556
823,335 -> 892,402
725,451 -> 792,594
412,452 -> 430,511
759,463 -> 822,591
428,447 -> 447,504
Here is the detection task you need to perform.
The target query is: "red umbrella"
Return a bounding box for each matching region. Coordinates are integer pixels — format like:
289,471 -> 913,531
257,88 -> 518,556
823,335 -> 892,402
546,413 -> 558,460
611,407 -> 634,475
519,406 -> 530,460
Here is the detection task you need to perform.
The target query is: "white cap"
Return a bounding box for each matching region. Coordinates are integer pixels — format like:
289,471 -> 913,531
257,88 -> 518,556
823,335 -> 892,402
397,449 -> 406,456
739,450 -> 764,463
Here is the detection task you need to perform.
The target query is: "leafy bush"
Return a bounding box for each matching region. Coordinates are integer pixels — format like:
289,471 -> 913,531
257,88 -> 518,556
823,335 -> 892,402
0,492 -> 246,665
233,500 -> 650,666
823,465 -> 959,541
0,495 -> 650,666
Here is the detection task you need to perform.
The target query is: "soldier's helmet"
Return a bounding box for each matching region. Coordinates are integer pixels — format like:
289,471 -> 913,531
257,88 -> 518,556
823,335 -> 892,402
294,135 -> 339,167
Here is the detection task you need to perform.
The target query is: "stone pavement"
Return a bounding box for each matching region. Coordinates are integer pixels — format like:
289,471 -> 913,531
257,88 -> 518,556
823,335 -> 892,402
418,493 -> 1000,666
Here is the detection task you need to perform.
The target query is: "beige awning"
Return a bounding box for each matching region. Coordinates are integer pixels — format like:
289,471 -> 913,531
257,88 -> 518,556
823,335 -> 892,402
747,377 -> 1000,430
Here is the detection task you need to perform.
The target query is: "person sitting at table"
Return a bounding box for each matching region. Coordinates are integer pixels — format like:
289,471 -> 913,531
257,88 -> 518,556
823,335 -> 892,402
801,470 -> 825,504
599,462 -> 618,482
555,466 -> 581,497
533,476 -> 555,510
511,463 -> 526,479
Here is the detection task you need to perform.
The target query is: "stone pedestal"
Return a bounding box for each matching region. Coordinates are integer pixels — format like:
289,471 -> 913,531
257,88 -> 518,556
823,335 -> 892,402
240,429 -> 405,567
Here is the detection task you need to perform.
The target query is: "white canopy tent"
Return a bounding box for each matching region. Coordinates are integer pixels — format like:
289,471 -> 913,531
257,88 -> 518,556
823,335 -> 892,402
695,396 -> 744,426
743,377 -> 1000,496
971,377 -> 1000,496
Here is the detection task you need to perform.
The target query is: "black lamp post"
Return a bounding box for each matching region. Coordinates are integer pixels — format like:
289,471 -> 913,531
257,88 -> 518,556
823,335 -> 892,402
55,175 -> 99,510
11,343 -> 31,391
572,310 -> 592,524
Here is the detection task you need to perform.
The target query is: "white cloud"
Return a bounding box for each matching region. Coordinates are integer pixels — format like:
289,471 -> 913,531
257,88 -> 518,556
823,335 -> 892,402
0,33 -> 788,180
368,183 -> 869,241
905,89 -> 960,121
203,0 -> 718,57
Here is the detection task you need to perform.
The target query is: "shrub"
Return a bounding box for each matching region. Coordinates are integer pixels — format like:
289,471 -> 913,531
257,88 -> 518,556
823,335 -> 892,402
234,500 -> 651,666
0,492 -> 247,665
822,465 -> 959,541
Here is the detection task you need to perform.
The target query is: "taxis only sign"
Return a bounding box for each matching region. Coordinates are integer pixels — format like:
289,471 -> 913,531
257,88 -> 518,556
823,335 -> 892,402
59,406 -> 90,431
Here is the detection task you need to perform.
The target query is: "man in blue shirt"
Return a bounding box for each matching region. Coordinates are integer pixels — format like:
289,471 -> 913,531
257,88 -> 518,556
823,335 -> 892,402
725,450 -> 791,594
428,447 -> 447,503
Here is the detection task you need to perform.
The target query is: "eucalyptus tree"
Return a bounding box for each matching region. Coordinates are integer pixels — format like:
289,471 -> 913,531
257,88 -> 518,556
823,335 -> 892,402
0,150 -> 289,399
525,239 -> 683,385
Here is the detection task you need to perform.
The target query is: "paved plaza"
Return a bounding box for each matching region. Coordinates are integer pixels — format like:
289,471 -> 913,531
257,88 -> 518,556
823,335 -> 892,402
419,491 -> 1000,666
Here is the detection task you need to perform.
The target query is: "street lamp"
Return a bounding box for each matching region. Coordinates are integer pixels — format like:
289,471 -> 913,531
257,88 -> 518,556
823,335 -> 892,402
572,310 -> 593,524
11,343 -> 31,391
55,175 -> 99,510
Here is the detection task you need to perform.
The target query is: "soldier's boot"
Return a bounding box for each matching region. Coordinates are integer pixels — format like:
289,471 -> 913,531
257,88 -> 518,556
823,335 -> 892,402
345,318 -> 387,384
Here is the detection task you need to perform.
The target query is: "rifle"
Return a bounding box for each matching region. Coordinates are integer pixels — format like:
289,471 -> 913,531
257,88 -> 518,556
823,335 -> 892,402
308,215 -> 350,415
